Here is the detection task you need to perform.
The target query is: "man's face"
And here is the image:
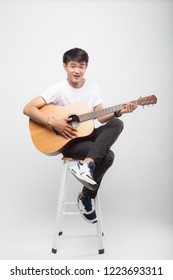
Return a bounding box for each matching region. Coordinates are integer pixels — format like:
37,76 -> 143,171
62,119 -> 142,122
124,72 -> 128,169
63,60 -> 87,87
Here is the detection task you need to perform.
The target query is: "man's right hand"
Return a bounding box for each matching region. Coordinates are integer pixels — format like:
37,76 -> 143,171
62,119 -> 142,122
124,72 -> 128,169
48,117 -> 78,139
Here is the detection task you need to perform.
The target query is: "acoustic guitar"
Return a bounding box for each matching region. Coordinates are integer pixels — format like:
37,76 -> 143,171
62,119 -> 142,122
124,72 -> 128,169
29,95 -> 157,155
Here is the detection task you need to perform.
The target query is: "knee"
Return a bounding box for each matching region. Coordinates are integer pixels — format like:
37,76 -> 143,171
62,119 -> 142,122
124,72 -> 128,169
115,118 -> 124,132
109,117 -> 124,132
106,150 -> 115,166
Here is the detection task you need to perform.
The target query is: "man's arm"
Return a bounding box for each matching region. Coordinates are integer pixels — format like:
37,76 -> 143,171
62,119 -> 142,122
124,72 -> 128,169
94,103 -> 138,124
23,96 -> 78,139
23,96 -> 50,125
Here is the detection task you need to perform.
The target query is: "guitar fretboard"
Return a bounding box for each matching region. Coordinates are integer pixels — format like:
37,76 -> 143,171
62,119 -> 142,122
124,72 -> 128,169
79,101 -> 137,122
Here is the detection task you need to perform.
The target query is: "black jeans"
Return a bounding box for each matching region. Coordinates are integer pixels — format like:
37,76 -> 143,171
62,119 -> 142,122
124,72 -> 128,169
63,118 -> 124,198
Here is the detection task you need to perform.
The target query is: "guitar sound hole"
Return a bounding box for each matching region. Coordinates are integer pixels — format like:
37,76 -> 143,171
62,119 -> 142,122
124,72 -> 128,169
68,114 -> 80,128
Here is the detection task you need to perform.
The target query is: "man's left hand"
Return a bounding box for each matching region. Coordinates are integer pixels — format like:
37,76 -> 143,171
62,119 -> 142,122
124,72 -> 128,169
121,102 -> 138,114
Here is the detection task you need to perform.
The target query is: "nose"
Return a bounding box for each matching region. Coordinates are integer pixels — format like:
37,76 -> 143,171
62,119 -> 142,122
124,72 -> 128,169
74,67 -> 80,74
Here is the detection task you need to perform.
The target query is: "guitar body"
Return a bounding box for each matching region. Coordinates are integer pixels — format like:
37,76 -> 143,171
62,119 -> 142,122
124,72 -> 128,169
29,101 -> 94,155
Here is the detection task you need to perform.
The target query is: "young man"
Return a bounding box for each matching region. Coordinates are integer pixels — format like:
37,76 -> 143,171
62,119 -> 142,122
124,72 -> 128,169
23,48 -> 137,224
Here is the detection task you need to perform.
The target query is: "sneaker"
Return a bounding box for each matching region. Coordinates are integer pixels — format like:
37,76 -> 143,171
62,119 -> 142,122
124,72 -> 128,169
69,161 -> 97,191
77,193 -> 97,224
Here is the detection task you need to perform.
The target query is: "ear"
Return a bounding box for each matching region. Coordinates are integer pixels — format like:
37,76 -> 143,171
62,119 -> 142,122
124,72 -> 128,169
63,63 -> 67,71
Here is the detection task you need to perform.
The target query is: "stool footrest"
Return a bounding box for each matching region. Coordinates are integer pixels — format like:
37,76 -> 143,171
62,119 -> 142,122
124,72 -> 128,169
62,211 -> 80,215
63,201 -> 77,205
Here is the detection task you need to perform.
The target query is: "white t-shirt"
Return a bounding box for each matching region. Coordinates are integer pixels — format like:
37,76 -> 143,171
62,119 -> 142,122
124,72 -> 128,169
40,79 -> 103,111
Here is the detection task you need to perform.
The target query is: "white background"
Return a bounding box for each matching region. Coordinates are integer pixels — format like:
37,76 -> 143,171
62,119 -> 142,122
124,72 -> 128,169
0,0 -> 172,260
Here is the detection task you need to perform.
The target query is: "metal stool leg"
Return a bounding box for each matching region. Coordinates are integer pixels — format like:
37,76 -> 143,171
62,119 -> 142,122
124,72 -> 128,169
57,160 -> 70,236
52,161 -> 69,254
95,193 -> 104,254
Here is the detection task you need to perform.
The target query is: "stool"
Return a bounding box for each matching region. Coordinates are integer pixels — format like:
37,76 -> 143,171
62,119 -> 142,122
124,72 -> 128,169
51,157 -> 104,255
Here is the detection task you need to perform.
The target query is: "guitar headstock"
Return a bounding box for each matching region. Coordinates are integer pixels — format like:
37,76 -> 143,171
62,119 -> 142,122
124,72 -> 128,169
137,95 -> 157,107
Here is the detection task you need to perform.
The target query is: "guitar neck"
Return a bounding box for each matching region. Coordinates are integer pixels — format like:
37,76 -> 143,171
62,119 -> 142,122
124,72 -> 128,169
79,100 -> 137,122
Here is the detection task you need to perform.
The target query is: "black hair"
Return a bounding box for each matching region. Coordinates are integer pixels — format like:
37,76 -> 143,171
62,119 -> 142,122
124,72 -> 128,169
63,48 -> 89,64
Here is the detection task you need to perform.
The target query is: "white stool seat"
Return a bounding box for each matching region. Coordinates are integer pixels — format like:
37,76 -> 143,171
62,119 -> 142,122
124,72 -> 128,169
52,157 -> 104,254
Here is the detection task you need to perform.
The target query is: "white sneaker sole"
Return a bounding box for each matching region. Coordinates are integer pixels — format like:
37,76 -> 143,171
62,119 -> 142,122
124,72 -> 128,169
80,213 -> 98,224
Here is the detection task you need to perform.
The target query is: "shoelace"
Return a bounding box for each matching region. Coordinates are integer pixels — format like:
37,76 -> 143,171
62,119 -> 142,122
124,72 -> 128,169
86,165 -> 92,177
78,161 -> 95,180
86,163 -> 95,177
